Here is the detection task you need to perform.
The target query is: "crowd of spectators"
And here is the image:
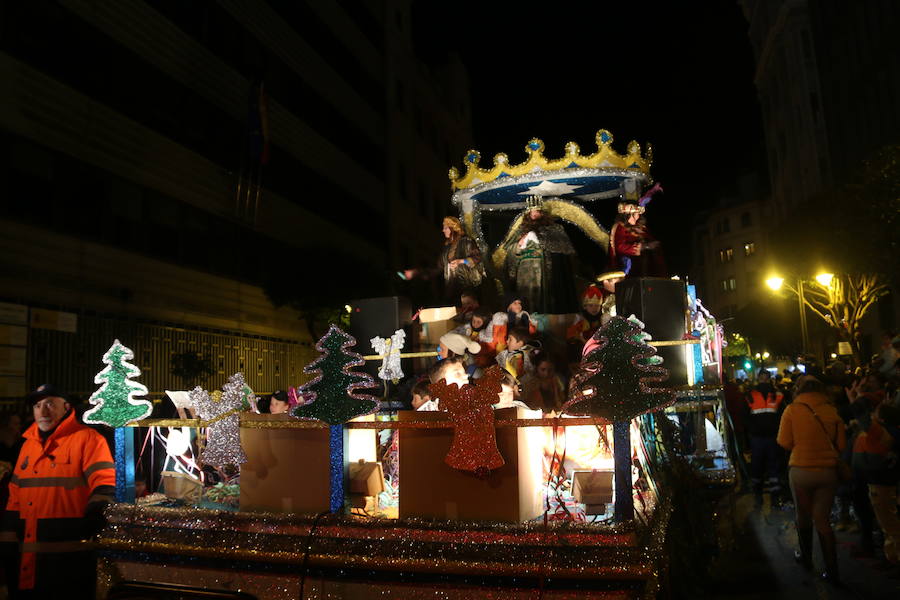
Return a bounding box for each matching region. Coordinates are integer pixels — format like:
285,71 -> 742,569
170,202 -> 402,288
725,331 -> 900,584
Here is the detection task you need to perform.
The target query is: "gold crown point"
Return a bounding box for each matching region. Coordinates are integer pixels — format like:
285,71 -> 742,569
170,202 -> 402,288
627,140 -> 640,155
524,138 -> 544,154
565,141 -> 580,156
448,167 -> 459,180
493,153 -> 509,166
464,150 -> 480,165
596,129 -> 614,147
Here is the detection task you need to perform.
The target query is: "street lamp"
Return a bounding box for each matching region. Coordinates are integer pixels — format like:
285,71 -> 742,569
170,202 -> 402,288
765,277 -> 784,291
815,272 -> 834,287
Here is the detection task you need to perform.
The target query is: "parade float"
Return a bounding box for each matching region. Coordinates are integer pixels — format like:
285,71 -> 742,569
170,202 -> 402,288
93,131 -> 732,600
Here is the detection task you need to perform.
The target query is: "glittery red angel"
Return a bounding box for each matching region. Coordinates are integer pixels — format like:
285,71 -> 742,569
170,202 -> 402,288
429,370 -> 504,476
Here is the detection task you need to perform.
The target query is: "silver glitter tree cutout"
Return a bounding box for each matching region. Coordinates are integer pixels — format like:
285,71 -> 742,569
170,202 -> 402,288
192,373 -> 248,467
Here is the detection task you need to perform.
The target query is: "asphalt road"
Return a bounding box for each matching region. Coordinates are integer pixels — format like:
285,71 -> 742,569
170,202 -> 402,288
701,493 -> 900,599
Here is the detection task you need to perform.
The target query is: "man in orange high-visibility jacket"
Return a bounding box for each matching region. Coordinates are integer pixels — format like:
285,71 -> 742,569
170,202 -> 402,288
1,384 -> 115,599
744,370 -> 785,503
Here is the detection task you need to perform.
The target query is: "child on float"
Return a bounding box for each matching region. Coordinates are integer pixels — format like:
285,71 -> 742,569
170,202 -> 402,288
566,284 -> 606,345
427,355 -> 470,391
410,378 -> 439,412
437,332 -> 481,382
451,307 -> 505,369
268,390 -> 291,414
521,353 -> 567,414
502,294 -> 537,336
493,369 -> 531,410
453,290 -> 480,325
495,326 -> 536,381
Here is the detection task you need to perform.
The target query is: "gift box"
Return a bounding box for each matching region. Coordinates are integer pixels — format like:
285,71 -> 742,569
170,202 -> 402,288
418,307 -> 458,346
572,470 -> 614,515
417,306 -> 458,371
398,407 -> 544,523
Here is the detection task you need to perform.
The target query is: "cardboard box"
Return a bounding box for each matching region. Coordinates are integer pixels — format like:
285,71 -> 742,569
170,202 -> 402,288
572,470 -> 614,515
417,306 -> 458,372
348,460 -> 384,508
239,414 -> 331,514
419,320 -> 455,347
398,407 -> 544,523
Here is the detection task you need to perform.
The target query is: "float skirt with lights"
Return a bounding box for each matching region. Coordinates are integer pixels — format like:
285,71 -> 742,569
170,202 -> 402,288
98,486 -> 671,600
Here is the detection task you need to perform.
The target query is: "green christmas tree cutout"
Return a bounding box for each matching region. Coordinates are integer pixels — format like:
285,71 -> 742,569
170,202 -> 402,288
292,325 -> 379,425
563,315 -> 674,422
83,339 -> 153,427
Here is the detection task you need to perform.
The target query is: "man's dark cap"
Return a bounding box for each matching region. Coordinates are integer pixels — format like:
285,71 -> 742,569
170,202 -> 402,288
271,390 -> 289,403
758,369 -> 770,378
26,383 -> 69,406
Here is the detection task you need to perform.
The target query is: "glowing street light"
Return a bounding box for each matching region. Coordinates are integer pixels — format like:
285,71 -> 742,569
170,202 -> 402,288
766,276 -> 785,291
762,351 -> 770,359
815,272 -> 834,287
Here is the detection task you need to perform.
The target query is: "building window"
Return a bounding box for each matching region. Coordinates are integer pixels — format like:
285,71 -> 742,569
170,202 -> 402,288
728,277 -> 737,291
744,242 -> 755,257
722,218 -> 730,233
719,248 -> 734,263
741,212 -> 752,227
721,279 -> 728,292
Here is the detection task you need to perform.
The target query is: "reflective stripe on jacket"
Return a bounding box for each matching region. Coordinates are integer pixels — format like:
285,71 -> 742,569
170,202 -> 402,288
747,390 -> 783,414
745,388 -> 785,437
2,411 -> 114,591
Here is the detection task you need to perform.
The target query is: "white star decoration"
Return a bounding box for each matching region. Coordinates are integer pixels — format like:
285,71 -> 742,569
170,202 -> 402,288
518,180 -> 583,197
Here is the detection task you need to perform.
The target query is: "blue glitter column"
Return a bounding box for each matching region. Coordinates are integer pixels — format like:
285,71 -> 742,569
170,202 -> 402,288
329,424 -> 346,513
114,427 -> 135,503
613,420 -> 633,522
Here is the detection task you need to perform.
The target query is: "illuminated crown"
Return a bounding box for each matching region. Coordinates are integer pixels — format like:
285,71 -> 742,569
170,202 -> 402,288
524,195 -> 544,210
617,203 -> 645,215
449,129 -> 652,192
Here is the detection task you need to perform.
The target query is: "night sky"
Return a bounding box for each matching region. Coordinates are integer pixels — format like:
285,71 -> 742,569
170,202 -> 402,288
413,2 -> 766,274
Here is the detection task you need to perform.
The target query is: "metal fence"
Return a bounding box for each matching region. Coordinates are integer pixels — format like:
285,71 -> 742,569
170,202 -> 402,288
25,314 -> 316,403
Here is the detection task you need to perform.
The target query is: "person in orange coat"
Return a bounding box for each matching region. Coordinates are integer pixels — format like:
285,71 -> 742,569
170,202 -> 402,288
744,369 -> 785,500
777,376 -> 847,585
1,384 -> 115,599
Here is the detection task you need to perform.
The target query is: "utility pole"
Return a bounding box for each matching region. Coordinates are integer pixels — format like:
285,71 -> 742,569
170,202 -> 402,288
797,278 -> 809,356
